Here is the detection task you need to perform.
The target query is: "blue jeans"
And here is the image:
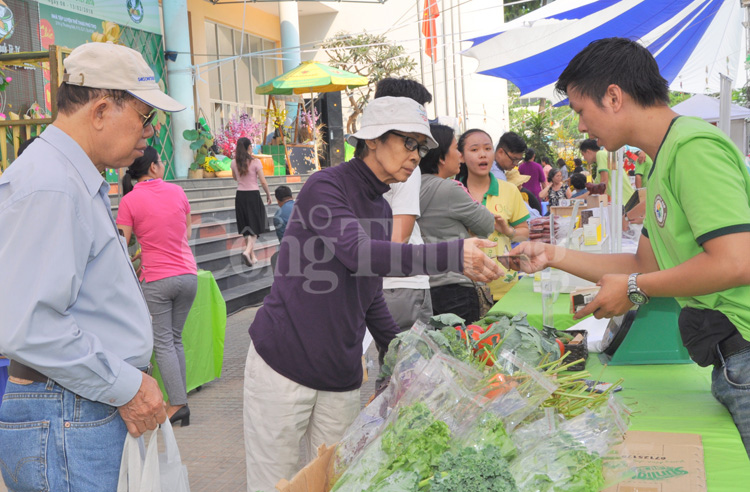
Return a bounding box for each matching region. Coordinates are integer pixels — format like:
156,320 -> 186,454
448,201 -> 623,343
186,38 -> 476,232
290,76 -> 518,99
712,346 -> 750,459
0,378 -> 127,491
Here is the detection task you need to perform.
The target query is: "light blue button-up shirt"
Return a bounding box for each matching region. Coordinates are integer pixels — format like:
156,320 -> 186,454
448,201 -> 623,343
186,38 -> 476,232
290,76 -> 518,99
0,125 -> 152,406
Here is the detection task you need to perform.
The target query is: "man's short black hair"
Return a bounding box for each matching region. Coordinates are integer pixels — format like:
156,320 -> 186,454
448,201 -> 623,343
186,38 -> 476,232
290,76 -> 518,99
274,185 -> 293,201
555,37 -> 669,108
579,138 -> 600,153
374,78 -> 432,106
497,131 -> 527,154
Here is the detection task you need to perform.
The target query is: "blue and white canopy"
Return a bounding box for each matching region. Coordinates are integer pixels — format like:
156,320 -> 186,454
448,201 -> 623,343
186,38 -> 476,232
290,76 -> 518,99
463,0 -> 746,104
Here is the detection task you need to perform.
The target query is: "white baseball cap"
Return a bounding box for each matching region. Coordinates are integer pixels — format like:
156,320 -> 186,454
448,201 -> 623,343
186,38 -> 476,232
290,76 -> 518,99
63,42 -> 185,112
347,96 -> 437,149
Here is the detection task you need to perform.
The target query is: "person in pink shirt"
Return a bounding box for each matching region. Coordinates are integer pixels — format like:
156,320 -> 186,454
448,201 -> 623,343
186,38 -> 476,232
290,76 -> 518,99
231,137 -> 272,266
116,146 -> 197,427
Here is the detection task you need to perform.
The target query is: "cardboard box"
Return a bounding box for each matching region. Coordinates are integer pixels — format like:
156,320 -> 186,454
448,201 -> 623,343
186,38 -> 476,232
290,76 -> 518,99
604,431 -> 706,492
276,444 -> 336,492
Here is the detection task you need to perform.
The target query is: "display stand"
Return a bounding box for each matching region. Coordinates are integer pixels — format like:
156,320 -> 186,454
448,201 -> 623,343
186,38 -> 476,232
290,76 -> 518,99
599,297 -> 693,365
261,95 -> 320,175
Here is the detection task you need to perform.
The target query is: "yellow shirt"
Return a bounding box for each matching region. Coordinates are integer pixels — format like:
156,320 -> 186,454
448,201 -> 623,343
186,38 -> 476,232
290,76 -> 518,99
482,178 -> 530,299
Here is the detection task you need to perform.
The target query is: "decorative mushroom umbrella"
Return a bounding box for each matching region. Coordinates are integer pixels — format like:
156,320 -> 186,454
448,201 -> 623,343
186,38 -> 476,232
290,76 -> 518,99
256,60 -> 368,95
256,61 -> 368,174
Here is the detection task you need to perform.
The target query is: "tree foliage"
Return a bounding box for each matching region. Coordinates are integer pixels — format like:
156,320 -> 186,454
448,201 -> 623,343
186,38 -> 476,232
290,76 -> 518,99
321,31 -> 417,134
504,0 -> 545,22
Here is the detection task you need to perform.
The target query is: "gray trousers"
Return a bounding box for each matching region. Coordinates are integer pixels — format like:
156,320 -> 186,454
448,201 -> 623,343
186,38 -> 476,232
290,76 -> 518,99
377,287 -> 433,367
142,274 -> 198,405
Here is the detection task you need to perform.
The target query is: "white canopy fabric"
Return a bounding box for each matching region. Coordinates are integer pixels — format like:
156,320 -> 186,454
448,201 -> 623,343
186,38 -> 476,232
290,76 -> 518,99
463,0 -> 747,105
672,94 -> 750,122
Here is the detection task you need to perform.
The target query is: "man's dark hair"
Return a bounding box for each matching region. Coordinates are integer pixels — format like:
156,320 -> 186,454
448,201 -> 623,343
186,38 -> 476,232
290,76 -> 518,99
56,81 -> 134,115
555,37 -> 669,107
570,173 -> 587,190
579,138 -> 600,153
419,124 -> 456,175
274,185 -> 293,202
496,131 -> 527,154
374,78 -> 432,106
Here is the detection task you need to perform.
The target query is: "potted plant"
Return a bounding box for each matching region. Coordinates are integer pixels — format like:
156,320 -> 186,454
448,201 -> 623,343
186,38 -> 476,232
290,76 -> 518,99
183,127 -> 214,179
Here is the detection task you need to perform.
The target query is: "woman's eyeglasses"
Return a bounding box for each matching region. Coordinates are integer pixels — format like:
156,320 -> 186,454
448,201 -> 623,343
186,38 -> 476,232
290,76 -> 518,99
389,131 -> 430,158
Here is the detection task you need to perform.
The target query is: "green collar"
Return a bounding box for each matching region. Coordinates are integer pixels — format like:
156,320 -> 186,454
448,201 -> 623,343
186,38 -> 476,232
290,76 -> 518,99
483,173 -> 500,206
459,173 -> 499,206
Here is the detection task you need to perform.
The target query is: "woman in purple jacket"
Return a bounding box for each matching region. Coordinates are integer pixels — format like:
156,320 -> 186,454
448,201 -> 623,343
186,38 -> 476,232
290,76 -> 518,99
242,97 -> 502,491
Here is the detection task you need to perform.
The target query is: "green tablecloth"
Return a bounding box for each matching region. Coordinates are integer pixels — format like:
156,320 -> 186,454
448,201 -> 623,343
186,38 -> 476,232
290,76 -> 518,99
488,275 -> 586,330
490,277 -> 750,489
152,270 -> 227,398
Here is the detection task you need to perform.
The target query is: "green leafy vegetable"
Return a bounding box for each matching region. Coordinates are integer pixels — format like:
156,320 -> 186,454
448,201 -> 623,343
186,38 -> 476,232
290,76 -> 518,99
370,403 -> 451,487
462,412 -> 517,461
429,445 -> 518,492
510,433 -> 606,492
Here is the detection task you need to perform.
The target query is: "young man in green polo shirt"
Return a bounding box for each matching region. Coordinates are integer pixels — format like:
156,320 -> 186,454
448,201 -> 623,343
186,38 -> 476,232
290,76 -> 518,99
510,37 -> 750,457
634,150 -> 653,188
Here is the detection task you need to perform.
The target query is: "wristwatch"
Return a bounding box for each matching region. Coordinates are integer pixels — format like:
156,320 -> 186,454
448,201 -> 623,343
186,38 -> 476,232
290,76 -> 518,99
627,273 -> 650,305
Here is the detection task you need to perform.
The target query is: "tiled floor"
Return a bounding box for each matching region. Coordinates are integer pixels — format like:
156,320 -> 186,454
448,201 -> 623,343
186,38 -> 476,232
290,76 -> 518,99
1,305 -> 379,492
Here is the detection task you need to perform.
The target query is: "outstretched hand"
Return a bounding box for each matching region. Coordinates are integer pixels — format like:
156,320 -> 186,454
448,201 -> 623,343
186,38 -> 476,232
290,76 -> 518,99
463,238 -> 503,283
505,241 -> 554,273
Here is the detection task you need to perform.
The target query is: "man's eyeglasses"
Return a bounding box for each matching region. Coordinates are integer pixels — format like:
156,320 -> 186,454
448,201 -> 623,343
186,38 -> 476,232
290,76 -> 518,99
131,104 -> 157,128
501,148 -> 523,165
101,95 -> 157,128
389,131 -> 431,158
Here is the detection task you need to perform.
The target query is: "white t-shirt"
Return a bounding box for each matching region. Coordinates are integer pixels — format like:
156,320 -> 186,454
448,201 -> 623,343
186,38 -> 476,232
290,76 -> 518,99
382,167 -> 430,290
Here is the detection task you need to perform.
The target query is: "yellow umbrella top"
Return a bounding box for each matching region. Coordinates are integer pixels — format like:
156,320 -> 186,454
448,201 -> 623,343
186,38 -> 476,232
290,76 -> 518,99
255,61 -> 368,95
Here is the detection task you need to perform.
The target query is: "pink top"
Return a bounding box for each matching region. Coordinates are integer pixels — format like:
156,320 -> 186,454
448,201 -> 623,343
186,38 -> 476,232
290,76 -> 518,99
116,179 -> 197,283
231,158 -> 263,191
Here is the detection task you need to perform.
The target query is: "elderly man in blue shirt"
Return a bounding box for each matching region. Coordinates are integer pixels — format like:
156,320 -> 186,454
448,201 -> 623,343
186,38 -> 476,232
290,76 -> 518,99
0,43 -> 185,491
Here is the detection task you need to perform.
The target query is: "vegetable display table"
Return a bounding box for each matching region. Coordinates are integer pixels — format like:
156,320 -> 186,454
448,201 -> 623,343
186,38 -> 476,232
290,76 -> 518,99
491,277 -> 750,489
152,270 -> 227,397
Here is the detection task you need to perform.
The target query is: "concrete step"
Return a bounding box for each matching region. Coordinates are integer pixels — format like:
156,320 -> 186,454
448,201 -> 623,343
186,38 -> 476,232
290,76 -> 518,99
191,205 -> 280,231
190,229 -> 278,257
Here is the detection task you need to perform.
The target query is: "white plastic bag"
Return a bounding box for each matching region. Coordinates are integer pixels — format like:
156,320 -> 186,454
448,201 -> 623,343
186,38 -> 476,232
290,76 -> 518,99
117,420 -> 190,492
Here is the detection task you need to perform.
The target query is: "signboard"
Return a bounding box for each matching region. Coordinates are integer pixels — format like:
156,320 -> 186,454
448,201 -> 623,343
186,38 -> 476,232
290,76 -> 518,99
35,0 -> 160,34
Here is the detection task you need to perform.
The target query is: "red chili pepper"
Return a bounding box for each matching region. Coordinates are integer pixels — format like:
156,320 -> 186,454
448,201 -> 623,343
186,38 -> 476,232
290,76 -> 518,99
556,338 -> 566,357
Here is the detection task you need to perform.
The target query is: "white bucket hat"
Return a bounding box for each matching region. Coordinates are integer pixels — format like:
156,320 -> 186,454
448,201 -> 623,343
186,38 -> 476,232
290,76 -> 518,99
63,42 -> 185,112
347,96 -> 437,149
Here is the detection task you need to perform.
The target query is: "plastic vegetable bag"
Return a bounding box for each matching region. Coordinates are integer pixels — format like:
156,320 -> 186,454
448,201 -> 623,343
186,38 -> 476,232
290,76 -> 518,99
509,395 -> 631,492
479,313 -> 562,373
331,353 -> 485,491
117,420 -> 190,492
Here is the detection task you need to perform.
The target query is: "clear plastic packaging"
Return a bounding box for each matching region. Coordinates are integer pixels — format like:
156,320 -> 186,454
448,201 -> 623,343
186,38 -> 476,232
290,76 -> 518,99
509,395 -> 632,492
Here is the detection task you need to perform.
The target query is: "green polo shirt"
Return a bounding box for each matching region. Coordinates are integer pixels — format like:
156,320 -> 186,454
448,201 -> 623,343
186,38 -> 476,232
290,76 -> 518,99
644,116 -> 750,339
595,149 -> 635,200
634,154 -> 653,178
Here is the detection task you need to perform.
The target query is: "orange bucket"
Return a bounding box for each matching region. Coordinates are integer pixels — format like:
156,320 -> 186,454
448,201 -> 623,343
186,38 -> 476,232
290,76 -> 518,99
256,154 -> 275,177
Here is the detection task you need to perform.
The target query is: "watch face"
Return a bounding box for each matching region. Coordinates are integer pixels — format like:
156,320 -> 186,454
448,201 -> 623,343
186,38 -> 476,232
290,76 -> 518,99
629,292 -> 647,305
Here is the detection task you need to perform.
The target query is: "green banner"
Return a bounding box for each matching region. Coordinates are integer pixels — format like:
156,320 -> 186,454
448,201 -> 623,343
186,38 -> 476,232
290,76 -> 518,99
35,0 -> 160,34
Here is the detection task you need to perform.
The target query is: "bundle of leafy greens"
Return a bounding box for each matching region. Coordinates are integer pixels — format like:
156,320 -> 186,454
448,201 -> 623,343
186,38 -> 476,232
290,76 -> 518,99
428,445 -> 518,492
379,324 -> 472,380
331,402 -> 451,491
480,313 -> 561,369
461,411 -> 517,461
510,432 -> 606,492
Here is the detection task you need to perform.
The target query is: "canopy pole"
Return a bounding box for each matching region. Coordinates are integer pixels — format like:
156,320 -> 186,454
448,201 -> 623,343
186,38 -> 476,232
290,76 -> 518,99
441,0 -> 450,116
457,0 -> 468,131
